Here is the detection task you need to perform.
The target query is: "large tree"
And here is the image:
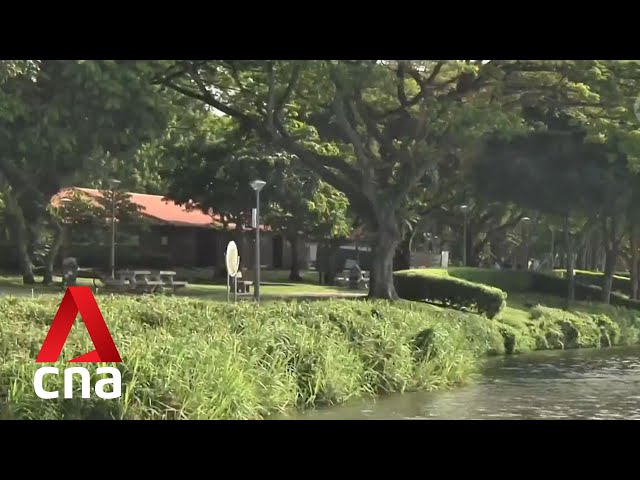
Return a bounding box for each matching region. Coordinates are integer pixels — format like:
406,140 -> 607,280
157,60 -> 583,298
159,115 -> 352,280
0,60 -> 171,283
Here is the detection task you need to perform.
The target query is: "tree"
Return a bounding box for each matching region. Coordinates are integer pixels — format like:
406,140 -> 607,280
157,60 -> 569,299
159,114 -> 352,280
0,60 -> 172,283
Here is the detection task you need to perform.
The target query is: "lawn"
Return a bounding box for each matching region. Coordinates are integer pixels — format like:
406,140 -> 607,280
0,273 -> 364,301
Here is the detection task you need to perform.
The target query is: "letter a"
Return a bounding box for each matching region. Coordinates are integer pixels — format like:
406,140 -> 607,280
36,287 -> 122,363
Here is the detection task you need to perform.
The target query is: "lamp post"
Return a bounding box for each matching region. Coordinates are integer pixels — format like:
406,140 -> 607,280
460,205 -> 469,267
522,216 -> 531,270
250,179 -> 266,302
108,179 -> 121,279
549,225 -> 555,271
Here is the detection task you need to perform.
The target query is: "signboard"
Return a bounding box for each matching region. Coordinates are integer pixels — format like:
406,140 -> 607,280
251,208 -> 257,229
225,241 -> 240,277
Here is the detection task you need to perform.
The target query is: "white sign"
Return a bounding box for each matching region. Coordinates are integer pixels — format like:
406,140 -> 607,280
251,208 -> 257,228
225,241 -> 240,277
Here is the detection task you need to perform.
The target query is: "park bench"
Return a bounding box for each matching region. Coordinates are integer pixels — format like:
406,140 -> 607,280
98,269 -> 189,294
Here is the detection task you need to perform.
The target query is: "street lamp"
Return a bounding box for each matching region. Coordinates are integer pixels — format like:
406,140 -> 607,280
549,225 -> 555,271
521,216 -> 531,270
108,179 -> 121,279
250,179 -> 266,302
460,205 -> 469,267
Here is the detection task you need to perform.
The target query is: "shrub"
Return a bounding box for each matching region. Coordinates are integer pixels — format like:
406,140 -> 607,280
448,268 -> 534,293
394,269 -> 507,318
553,269 -> 632,296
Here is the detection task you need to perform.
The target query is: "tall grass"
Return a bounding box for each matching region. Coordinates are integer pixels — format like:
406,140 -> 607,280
2,294 -> 639,419
0,296 -> 501,420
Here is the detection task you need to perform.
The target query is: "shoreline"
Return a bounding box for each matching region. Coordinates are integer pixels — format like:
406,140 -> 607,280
1,292 -> 639,419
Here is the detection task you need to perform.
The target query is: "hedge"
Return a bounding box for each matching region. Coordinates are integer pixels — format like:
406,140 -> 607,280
394,269 -> 507,318
448,268 -> 534,293
529,272 -> 640,310
553,269 -> 632,296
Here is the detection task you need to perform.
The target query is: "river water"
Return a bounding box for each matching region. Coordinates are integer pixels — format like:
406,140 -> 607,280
281,346 -> 640,420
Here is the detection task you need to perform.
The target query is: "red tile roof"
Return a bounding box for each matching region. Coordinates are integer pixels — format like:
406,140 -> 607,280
52,187 -> 270,230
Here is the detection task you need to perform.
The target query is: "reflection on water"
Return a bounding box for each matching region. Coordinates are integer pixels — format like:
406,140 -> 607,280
280,346 -> 640,420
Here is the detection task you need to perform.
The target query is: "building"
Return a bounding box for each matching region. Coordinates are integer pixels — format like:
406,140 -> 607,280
52,187 -> 310,272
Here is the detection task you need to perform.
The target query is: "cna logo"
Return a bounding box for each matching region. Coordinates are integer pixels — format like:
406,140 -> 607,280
33,286 -> 123,400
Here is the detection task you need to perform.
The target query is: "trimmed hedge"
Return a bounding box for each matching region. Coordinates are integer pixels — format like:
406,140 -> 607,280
530,272 -> 640,310
448,268 -> 534,293
394,269 -> 507,318
444,268 -> 640,312
553,269 -> 632,296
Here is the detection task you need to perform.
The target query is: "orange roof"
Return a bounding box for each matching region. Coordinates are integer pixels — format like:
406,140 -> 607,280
52,187 -> 270,230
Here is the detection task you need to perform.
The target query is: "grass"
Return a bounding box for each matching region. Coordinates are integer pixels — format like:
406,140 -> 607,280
2,266 -> 640,419
0,296 -> 503,420
0,273 -> 363,301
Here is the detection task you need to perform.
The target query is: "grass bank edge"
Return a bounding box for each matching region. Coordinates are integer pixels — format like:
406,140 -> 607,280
2,293 -> 640,419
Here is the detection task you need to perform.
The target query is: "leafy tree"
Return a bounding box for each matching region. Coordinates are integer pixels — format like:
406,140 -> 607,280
157,60 -> 565,298
0,60 -> 172,283
159,114 -> 352,280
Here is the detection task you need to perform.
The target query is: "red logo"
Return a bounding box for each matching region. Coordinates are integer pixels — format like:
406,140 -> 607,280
36,287 -> 122,363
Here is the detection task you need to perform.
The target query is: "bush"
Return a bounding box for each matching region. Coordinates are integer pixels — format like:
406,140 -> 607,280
445,268 -> 640,312
394,269 -> 507,318
553,269 -> 632,296
0,295 -> 504,420
448,268 -> 534,293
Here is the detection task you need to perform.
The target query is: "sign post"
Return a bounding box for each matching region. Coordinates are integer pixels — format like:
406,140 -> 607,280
225,241 -> 240,303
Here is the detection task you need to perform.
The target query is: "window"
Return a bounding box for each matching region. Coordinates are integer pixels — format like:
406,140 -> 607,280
160,236 -> 169,246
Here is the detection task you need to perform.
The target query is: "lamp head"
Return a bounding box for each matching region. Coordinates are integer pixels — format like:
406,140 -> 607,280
250,180 -> 266,192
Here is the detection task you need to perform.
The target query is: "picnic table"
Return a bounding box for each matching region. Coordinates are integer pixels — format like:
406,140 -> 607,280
102,270 -> 188,294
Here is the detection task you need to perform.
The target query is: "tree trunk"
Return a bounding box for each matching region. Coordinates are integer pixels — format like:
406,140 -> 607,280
43,220 -> 64,285
288,234 -> 302,281
393,233 -> 411,271
580,233 -> 591,270
601,216 -> 621,305
15,222 -> 35,284
317,241 -> 341,286
630,227 -> 638,300
368,215 -> 401,300
564,216 -> 575,307
602,249 -> 616,304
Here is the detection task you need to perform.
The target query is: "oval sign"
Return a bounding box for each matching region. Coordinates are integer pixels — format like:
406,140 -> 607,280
225,241 -> 240,277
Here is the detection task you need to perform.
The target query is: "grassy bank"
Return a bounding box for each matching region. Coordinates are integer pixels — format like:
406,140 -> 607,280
0,296 -> 500,419
2,291 -> 640,419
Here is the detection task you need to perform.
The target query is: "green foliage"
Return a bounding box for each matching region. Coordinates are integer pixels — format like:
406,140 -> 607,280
448,267 -> 534,293
393,269 -> 507,318
447,267 -> 640,312
2,292 -> 639,419
160,115 -> 352,243
0,296 -> 503,419
553,269 -> 632,296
